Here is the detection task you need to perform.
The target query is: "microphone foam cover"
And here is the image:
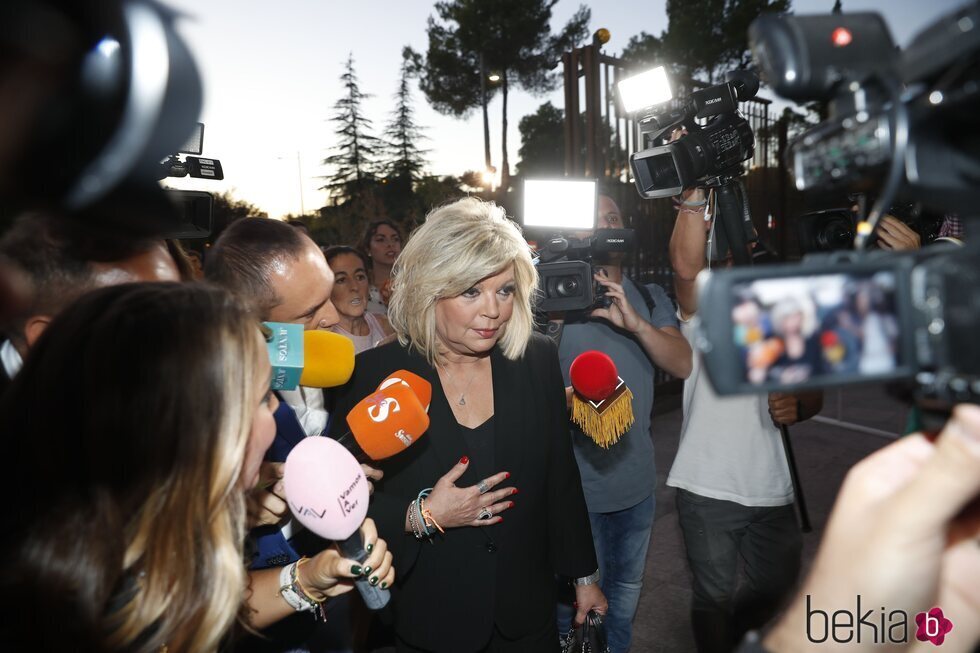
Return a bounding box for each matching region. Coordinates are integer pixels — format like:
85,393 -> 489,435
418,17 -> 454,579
347,384 -> 430,460
377,370 -> 432,411
569,350 -> 620,402
300,330 -> 355,388
284,437 -> 368,541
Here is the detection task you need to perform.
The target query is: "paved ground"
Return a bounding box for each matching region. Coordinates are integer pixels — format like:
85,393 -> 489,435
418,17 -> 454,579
361,383 -> 910,653
631,383 -> 908,652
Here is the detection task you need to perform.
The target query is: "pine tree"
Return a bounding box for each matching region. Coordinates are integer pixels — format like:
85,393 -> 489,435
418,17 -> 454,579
321,54 -> 384,205
383,56 -> 429,186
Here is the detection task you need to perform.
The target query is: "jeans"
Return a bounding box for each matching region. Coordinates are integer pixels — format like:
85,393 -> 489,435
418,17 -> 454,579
556,493 -> 656,653
675,489 -> 802,653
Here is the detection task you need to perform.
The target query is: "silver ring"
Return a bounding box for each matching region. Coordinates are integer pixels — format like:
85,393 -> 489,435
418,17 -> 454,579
477,506 -> 493,520
477,479 -> 490,494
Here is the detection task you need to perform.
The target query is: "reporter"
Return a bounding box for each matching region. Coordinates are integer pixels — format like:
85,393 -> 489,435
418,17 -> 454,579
760,404 -> 980,652
0,283 -> 273,651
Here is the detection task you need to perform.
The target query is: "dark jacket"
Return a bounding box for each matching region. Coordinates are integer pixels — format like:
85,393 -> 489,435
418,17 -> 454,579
329,333 -> 597,652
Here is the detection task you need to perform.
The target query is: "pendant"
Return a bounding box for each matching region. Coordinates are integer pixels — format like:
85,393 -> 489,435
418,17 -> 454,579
459,396 -> 466,406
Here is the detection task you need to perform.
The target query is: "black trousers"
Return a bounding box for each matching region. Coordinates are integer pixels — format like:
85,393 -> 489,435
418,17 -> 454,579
676,488 -> 802,653
395,619 -> 560,653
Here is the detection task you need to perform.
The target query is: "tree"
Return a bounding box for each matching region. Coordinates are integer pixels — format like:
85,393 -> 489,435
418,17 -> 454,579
381,56 -> 429,223
516,101 -> 565,177
621,0 -> 791,84
320,54 -> 384,205
208,191 -> 267,242
407,0 -> 591,191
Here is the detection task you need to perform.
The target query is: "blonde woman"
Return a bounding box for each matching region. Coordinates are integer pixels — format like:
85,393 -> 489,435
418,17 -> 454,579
331,198 -> 605,652
0,283 -> 392,652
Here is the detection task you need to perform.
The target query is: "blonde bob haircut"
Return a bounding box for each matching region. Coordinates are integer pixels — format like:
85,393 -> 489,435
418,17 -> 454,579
388,197 -> 539,366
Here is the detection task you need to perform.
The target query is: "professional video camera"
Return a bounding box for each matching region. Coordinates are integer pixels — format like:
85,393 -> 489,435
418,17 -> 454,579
798,200 -> 945,253
618,67 -> 761,264
160,122 -> 221,239
523,179 -> 635,313
691,1 -> 980,423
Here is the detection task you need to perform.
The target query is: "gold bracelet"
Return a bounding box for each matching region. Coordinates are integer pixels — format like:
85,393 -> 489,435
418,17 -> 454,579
295,557 -> 327,604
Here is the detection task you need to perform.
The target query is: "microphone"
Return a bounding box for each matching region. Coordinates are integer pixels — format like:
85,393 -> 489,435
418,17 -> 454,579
336,381 -> 431,463
264,323 -> 355,390
284,437 -> 389,610
377,369 -> 432,412
568,350 -> 635,448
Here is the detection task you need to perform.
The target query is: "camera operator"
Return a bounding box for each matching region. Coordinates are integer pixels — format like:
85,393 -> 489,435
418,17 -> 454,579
553,193 -> 692,653
669,184 -> 823,653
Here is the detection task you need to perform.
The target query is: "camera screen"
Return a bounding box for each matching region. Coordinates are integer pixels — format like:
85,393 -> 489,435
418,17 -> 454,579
522,179 -> 596,230
731,272 -> 901,386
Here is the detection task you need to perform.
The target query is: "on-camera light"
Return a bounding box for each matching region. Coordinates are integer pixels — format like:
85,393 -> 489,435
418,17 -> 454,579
617,66 -> 672,114
522,179 -> 597,230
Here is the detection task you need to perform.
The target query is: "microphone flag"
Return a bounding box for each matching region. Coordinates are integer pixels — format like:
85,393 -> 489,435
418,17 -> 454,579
569,350 -> 634,448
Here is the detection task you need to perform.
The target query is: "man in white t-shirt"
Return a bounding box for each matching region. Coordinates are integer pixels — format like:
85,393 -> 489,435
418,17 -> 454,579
668,186 -> 823,653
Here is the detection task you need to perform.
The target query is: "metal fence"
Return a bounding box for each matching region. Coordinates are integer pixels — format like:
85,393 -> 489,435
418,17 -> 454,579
562,42 -> 796,385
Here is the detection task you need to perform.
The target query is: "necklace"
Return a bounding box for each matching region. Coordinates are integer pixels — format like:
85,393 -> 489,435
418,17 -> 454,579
438,360 -> 483,406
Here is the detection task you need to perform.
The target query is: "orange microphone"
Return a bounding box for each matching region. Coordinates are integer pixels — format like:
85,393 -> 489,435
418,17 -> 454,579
568,350 -> 635,448
338,382 -> 430,462
376,370 -> 432,412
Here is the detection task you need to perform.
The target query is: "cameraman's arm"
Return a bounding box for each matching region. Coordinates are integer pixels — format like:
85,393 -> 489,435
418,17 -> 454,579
670,187 -> 709,318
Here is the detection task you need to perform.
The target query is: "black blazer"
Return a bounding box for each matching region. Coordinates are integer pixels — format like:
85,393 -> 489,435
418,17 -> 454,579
329,333 -> 597,652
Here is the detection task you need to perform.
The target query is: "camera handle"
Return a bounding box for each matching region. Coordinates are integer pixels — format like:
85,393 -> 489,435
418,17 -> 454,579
705,174 -> 753,266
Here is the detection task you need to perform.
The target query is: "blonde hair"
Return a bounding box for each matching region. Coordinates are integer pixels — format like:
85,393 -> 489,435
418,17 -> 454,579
388,198 -> 539,365
0,283 -> 262,652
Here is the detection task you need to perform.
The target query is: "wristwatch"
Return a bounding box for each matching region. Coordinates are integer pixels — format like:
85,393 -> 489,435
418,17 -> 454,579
572,569 -> 601,586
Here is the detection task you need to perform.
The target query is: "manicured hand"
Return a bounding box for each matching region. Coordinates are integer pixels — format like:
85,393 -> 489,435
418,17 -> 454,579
424,457 -> 517,528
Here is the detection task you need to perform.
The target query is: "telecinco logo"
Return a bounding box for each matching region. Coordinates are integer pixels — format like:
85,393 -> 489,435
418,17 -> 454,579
806,596 -> 954,646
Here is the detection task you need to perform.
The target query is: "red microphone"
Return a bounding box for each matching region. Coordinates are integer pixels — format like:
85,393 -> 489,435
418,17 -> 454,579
568,350 -> 634,448
336,380 -> 431,462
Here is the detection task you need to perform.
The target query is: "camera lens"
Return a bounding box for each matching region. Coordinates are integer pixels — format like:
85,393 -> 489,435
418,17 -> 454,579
817,217 -> 855,250
555,276 -> 580,297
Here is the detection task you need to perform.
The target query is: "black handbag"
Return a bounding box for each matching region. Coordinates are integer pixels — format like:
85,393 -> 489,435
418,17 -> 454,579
559,610 -> 610,653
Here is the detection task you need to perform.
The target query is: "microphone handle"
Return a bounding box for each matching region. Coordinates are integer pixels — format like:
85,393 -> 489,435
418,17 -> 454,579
337,528 -> 390,610
334,430 -> 370,464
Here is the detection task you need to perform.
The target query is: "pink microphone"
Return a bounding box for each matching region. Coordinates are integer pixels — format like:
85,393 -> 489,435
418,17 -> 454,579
284,437 -> 388,609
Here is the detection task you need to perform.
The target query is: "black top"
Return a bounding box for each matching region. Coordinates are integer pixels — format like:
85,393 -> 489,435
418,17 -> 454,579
329,334 -> 597,653
460,416 -> 495,481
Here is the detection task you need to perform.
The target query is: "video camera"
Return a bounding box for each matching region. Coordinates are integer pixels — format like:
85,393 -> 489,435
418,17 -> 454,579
161,122 -> 220,239
523,179 -> 636,313
798,200 -> 945,253
621,68 -> 760,200
619,67 -> 761,264
691,2 -> 980,422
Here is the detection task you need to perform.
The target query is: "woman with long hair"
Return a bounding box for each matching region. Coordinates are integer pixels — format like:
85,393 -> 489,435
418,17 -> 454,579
0,283 -> 392,651
357,219 -> 403,315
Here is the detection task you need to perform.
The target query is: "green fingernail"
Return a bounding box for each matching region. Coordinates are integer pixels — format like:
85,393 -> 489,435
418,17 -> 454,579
381,581 -> 389,589
362,566 -> 372,576
369,576 -> 379,586
366,543 -> 374,553
350,564 -> 362,575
